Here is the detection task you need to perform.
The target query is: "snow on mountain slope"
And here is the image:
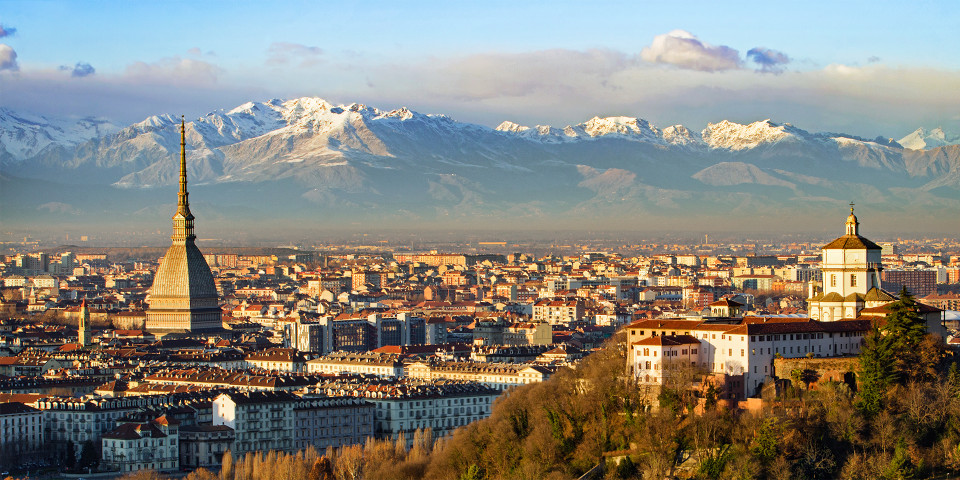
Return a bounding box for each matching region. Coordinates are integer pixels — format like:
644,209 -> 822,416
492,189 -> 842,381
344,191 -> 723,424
701,119 -> 808,151
6,98 -> 960,201
4,98 -> 959,233
898,127 -> 960,150
0,107 -> 120,161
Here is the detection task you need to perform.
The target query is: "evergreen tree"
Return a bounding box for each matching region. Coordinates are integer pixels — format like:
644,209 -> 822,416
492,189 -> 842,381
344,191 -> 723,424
883,287 -> 928,383
79,440 -> 99,470
64,440 -> 76,470
885,287 -> 926,349
856,326 -> 897,416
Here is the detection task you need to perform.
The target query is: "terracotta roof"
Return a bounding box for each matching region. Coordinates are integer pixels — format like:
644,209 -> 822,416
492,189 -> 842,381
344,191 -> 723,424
626,319 -> 700,330
633,334 -> 700,346
725,319 -> 871,336
822,234 -> 881,250
820,292 -> 845,302
858,302 -> 941,315
864,288 -> 897,302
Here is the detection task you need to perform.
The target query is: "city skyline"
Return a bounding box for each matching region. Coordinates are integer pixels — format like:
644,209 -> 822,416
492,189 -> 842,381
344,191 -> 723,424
1,1 -> 958,137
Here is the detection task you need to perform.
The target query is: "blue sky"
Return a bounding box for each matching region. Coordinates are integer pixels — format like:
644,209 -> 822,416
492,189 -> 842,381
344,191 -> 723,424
1,0 -> 958,137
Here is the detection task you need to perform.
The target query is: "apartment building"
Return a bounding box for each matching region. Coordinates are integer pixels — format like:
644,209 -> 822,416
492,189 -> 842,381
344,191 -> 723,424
212,391 -> 297,456
312,379 -> 499,448
626,317 -> 871,399
101,417 -> 179,473
306,352 -> 406,377
406,361 -> 555,391
0,402 -> 43,469
532,298 -> 586,324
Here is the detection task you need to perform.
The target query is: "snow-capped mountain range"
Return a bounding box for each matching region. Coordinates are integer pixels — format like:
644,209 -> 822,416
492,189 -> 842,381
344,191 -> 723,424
0,107 -> 121,161
1,98 -> 958,234
898,127 -> 960,150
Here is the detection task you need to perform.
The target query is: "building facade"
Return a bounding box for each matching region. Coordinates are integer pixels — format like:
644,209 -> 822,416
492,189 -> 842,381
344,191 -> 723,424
807,207 -> 894,321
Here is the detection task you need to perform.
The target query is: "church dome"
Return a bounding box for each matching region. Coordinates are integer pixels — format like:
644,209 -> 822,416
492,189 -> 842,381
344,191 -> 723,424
823,205 -> 880,250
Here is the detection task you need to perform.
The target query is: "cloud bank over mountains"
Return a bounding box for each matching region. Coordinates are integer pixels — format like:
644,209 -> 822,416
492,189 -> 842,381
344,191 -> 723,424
0,27 -> 957,142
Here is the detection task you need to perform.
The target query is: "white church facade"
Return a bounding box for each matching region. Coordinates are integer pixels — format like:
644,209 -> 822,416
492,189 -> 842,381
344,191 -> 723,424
807,207 -> 897,321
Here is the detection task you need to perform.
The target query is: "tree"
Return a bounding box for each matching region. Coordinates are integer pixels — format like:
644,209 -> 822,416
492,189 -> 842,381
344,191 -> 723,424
221,451 -> 234,480
64,440 -> 76,470
750,417 -> 781,467
884,288 -> 929,381
79,440 -> 99,471
885,288 -> 926,346
308,456 -> 334,480
855,326 -> 897,416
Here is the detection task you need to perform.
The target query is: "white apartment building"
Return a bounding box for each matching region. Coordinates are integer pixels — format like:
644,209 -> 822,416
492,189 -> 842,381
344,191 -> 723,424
36,396 -> 157,460
406,361 -> 555,391
627,317 -> 870,399
101,417 -> 179,473
0,402 -> 43,469
532,299 -> 586,325
212,391 -> 297,456
293,397 -> 375,451
305,352 -> 405,377
312,380 -> 499,448
213,391 -> 375,456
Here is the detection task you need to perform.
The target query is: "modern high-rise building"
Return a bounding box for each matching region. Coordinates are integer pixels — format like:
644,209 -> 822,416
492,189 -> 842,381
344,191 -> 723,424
146,118 -> 221,334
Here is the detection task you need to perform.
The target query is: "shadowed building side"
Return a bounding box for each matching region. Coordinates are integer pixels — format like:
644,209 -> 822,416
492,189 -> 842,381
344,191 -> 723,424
146,117 -> 221,334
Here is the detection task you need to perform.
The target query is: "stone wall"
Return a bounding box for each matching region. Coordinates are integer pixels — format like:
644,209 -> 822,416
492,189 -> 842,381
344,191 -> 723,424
773,356 -> 860,389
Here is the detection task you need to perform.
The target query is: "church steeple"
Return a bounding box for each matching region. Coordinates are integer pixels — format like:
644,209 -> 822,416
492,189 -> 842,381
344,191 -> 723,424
172,116 -> 195,242
79,299 -> 91,347
845,202 -> 859,236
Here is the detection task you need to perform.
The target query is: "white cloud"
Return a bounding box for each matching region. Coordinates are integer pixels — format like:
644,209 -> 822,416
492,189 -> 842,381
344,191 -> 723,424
0,44 -> 19,71
640,30 -> 741,72
124,56 -> 222,85
2,44 -> 958,141
267,42 -> 323,67
337,50 -> 960,138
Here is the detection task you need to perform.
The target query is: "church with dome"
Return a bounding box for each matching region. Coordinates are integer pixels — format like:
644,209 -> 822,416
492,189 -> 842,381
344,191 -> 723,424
145,118 -> 222,334
807,206 -> 897,321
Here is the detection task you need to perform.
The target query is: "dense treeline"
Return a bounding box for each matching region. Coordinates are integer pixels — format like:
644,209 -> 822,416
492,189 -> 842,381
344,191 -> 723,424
112,291 -> 960,479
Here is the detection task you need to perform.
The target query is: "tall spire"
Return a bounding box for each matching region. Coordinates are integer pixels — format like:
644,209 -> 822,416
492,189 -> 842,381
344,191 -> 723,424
178,116 -> 190,215
172,116 -> 195,242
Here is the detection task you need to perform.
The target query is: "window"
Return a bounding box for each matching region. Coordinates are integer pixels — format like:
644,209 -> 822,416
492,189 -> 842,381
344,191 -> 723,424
850,274 -> 857,287
830,274 -> 837,287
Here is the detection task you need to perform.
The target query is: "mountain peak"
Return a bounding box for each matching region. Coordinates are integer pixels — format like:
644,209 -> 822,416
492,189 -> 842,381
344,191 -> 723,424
579,116 -> 659,138
495,121 -> 530,133
898,126 -> 959,150
0,108 -> 122,161
702,119 -> 806,150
